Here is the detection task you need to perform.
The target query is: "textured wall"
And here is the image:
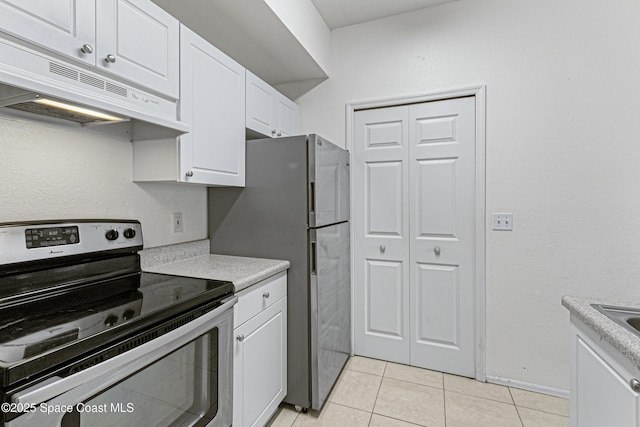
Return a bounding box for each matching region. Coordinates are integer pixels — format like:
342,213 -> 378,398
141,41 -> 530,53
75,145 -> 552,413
0,113 -> 207,248
296,0 -> 640,392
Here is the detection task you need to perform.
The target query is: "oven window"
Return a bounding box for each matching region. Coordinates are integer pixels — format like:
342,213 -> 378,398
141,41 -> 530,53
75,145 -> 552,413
61,328 -> 218,427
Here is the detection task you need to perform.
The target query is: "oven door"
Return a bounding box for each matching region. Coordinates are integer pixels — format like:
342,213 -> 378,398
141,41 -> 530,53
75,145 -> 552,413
6,296 -> 236,427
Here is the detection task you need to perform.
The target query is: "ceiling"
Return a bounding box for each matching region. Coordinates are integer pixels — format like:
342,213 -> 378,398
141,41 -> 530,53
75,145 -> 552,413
152,0 -> 456,99
311,0 -> 456,30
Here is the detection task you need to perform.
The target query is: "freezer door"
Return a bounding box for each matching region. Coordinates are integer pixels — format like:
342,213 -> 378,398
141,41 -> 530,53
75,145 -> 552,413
309,221 -> 351,410
308,135 -> 350,228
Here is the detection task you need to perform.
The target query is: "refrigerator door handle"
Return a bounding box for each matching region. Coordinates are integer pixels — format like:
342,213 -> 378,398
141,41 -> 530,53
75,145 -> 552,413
309,182 -> 316,214
310,241 -> 317,275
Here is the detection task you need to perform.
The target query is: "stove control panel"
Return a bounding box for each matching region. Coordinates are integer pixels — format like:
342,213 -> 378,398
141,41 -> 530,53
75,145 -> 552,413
25,226 -> 80,249
0,220 -> 143,265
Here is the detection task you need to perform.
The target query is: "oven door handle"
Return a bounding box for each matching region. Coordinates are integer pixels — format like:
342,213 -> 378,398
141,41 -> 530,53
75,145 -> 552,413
11,295 -> 237,406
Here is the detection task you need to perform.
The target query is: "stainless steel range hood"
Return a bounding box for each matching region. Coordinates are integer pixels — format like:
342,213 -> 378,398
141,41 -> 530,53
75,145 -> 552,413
0,36 -> 188,139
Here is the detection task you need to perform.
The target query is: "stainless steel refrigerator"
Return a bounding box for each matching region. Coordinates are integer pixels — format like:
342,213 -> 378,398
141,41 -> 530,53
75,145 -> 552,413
208,134 -> 350,411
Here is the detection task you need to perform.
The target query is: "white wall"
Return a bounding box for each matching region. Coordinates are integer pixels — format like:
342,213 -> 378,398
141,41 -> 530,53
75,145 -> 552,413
0,113 -> 207,248
297,0 -> 640,392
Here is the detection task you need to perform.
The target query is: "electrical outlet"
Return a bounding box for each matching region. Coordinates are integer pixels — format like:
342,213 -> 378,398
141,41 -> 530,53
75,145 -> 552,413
492,213 -> 513,231
172,212 -> 184,233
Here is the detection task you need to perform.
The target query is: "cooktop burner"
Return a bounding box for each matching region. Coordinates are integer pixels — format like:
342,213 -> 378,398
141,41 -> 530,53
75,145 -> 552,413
0,271 -> 233,387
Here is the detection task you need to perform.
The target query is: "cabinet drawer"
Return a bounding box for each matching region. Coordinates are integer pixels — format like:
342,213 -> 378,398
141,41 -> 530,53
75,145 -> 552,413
234,271 -> 287,327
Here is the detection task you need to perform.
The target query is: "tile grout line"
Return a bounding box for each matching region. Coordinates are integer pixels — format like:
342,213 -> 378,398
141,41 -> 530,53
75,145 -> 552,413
370,413 -> 428,427
384,376 -> 446,391
509,385 -> 570,419
509,387 -> 525,427
310,357 -> 569,426
443,376 -> 448,427
327,361 -> 386,419
445,388 -> 521,407
365,409 -> 373,427
514,405 -> 571,419
369,361 -> 386,421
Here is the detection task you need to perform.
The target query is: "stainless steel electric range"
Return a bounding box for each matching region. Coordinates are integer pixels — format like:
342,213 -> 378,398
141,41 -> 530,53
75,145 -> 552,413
0,220 -> 236,427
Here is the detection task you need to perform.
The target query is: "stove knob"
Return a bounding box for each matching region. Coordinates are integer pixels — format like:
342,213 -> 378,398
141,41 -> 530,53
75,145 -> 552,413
123,228 -> 136,239
105,229 -> 119,241
122,309 -> 136,320
104,315 -> 118,327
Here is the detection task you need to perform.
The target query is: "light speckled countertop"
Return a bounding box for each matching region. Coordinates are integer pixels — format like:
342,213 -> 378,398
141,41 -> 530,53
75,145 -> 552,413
563,295 -> 640,368
140,239 -> 289,293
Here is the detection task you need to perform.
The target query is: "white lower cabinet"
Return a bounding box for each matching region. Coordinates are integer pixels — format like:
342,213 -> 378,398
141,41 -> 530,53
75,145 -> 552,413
570,317 -> 640,427
233,272 -> 287,427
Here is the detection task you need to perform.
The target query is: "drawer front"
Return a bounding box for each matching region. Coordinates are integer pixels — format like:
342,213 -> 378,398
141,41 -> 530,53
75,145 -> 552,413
235,271 -> 287,327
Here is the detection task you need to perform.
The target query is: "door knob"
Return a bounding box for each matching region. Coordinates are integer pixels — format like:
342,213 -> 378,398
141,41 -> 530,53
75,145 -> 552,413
380,245 -> 386,253
105,54 -> 116,63
631,379 -> 640,392
80,44 -> 93,54
236,334 -> 245,342
434,247 -> 441,255
185,170 -> 194,177
263,292 -> 270,299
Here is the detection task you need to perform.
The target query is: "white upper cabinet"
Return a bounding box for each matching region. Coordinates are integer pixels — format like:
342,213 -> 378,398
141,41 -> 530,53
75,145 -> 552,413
0,0 -> 96,66
246,70 -> 299,138
96,0 -> 179,98
132,25 -> 246,186
178,25 -> 245,186
0,0 -> 179,98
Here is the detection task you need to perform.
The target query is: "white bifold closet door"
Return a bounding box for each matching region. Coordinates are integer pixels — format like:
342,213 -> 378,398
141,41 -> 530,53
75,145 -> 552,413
353,96 -> 476,377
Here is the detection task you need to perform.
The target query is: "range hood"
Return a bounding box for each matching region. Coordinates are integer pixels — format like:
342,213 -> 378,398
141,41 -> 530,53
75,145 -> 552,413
0,36 -> 188,139
0,90 -> 127,124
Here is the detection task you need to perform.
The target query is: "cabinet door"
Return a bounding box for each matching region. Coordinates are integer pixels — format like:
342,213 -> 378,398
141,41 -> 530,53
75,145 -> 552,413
274,92 -> 299,137
234,297 -> 287,427
246,70 -> 276,137
0,0 -> 95,65
179,25 -> 245,186
245,70 -> 299,138
96,0 -> 179,98
573,333 -> 640,427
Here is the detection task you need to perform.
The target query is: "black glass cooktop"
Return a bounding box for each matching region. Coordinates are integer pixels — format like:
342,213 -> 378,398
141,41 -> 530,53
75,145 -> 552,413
0,268 -> 233,388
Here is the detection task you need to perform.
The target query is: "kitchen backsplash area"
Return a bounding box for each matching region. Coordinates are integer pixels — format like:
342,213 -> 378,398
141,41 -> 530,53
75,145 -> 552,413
0,113 -> 208,248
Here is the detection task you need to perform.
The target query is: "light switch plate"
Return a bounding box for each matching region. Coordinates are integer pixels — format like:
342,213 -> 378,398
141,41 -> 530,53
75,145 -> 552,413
492,213 -> 513,231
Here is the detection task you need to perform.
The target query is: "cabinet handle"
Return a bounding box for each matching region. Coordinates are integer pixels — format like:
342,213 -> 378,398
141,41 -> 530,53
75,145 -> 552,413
271,129 -> 277,136
277,132 -> 282,137
631,379 -> 640,393
380,245 -> 386,253
185,171 -> 193,177
236,334 -> 245,342
105,54 -> 116,63
434,247 -> 441,255
80,44 -> 93,54
263,292 -> 270,299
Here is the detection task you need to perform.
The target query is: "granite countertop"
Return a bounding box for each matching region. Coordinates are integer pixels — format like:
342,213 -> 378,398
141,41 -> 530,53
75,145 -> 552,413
140,240 -> 290,293
562,295 -> 640,368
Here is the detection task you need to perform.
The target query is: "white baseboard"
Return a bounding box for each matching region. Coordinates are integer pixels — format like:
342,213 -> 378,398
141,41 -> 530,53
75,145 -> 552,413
485,375 -> 570,399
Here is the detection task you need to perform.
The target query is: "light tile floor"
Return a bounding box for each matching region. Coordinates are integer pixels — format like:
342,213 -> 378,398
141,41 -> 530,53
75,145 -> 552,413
267,356 -> 569,427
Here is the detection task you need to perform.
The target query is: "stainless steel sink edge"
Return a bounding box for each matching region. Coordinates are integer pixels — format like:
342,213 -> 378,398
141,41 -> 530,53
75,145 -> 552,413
591,304 -> 640,339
